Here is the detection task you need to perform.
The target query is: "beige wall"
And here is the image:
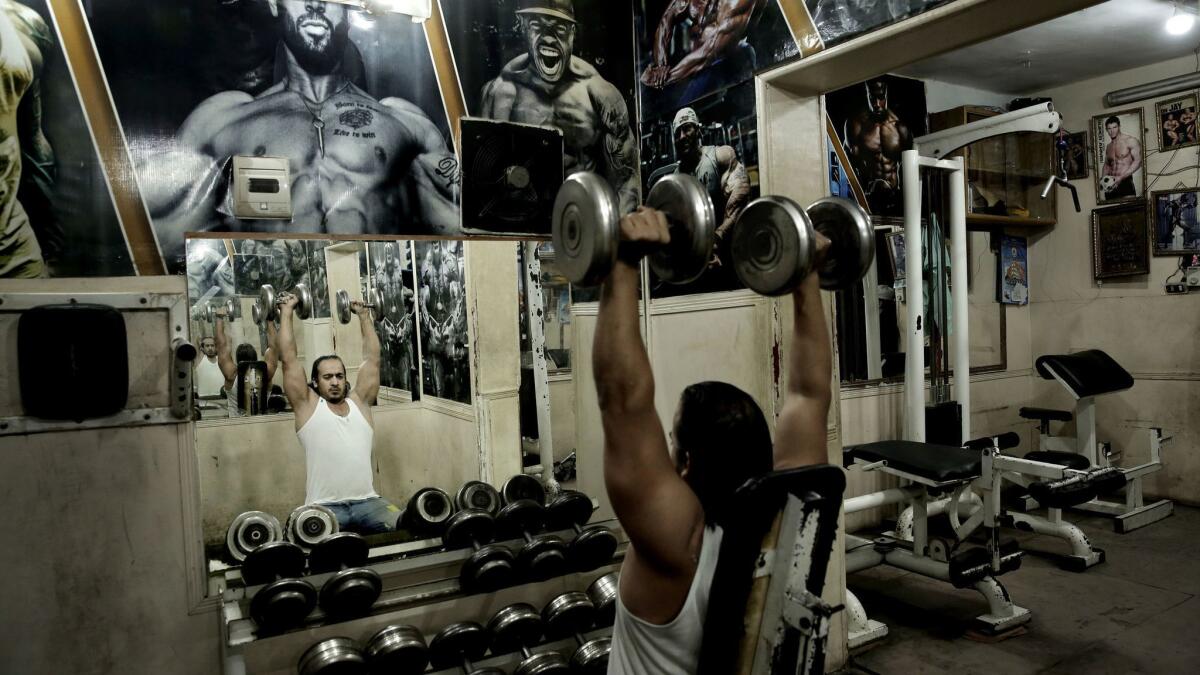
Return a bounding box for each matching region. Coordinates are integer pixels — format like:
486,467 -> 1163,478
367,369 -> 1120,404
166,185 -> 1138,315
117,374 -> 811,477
1031,55 -> 1200,504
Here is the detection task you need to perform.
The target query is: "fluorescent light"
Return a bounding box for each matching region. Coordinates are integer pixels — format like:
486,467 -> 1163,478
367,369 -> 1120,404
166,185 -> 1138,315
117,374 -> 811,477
1167,4 -> 1195,35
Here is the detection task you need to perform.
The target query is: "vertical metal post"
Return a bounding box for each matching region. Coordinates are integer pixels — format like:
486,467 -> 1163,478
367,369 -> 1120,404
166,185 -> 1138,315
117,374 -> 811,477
523,242 -> 558,492
902,149 -> 925,442
863,256 -> 883,381
948,156 -> 970,444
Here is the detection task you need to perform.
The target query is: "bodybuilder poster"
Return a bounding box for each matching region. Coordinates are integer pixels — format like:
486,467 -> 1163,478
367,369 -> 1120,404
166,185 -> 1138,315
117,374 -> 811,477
83,0 -> 460,273
0,0 -> 130,278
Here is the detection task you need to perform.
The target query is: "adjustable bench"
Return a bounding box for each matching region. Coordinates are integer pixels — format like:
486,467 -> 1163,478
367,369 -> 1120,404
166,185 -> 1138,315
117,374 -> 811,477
1021,350 -> 1174,533
842,437 -> 1127,645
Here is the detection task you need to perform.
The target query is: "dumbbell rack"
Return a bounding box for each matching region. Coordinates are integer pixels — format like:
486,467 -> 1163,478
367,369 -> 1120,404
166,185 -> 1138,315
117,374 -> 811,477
218,517 -> 626,674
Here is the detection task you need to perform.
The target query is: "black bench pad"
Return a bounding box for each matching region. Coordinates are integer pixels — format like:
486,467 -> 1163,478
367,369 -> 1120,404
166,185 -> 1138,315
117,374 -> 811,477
1025,451 -> 1091,471
1035,350 -> 1133,398
1019,407 -> 1073,422
846,441 -> 982,482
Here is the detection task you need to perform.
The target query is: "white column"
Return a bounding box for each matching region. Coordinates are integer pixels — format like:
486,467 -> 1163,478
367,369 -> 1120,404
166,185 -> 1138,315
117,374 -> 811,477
949,156 -> 970,444
902,149 -> 925,442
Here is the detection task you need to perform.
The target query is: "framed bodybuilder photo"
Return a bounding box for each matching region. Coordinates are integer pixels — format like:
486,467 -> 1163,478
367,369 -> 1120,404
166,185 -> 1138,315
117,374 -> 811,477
1149,188 -> 1200,256
1155,93 -> 1199,151
1091,108 -> 1145,206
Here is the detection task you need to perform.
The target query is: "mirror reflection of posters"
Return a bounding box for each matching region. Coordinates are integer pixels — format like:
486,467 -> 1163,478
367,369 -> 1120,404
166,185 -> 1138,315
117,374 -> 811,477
186,239 -> 236,308
804,0 -> 953,48
0,0 -> 131,278
997,234 -> 1028,306
368,241 -> 420,395
826,74 -> 927,217
642,80 -> 757,297
1155,93 -> 1199,150
1091,108 -> 1145,206
635,0 -> 798,120
84,0 -> 461,273
234,239 -> 310,296
440,0 -> 640,214
1150,188 -> 1200,256
304,240 -> 332,319
415,240 -> 472,404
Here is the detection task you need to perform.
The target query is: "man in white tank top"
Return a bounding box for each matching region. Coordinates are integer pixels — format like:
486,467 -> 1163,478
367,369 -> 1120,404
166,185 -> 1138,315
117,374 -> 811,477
594,208 -> 833,674
212,305 -> 278,416
194,337 -> 226,398
276,289 -> 402,534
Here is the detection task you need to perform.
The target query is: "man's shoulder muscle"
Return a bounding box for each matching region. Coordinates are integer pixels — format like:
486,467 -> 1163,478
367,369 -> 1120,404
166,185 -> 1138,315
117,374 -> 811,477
178,91 -> 256,148
583,67 -> 630,130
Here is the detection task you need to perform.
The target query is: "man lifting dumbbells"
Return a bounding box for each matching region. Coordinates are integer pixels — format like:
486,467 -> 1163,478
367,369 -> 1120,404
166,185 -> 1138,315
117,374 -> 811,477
213,302 -> 278,417
552,170 -> 871,672
276,287 -> 403,535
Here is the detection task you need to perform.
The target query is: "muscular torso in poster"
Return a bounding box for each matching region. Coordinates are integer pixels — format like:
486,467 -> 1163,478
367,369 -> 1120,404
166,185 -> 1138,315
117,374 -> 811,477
845,108 -> 908,206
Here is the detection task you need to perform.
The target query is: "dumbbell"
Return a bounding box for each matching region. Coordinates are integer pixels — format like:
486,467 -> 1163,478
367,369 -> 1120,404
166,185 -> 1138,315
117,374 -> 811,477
543,592 -> 612,674
308,532 -> 383,620
588,572 -> 619,628
285,504 -> 340,551
429,622 -> 505,675
298,637 -> 366,675
730,194 -> 875,294
546,491 -> 618,572
241,541 -> 316,635
502,474 -> 548,505
553,170 -> 715,286
488,603 -> 571,674
496,477 -> 569,582
336,288 -> 383,324
226,510 -> 284,562
442,507 -> 516,592
401,487 -> 455,537
254,282 -> 312,324
365,624 -> 429,675
203,297 -> 241,323
456,480 -> 501,516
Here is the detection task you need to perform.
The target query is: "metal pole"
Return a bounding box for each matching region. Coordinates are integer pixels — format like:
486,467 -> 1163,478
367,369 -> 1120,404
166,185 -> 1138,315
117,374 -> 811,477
902,149 -> 925,442
948,157 -> 970,444
522,242 -> 558,493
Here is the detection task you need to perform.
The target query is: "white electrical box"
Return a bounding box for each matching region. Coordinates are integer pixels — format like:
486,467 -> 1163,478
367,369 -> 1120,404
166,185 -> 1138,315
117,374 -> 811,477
232,156 -> 293,220
1187,266 -> 1200,288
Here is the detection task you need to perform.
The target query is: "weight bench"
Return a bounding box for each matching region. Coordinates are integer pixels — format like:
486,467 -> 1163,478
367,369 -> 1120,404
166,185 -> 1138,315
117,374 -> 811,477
842,437 -> 1126,645
1021,350 -> 1174,533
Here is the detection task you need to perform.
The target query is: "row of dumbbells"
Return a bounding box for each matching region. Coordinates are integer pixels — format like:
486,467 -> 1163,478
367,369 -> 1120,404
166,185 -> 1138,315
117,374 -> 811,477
299,573 -> 618,675
414,476 -> 618,593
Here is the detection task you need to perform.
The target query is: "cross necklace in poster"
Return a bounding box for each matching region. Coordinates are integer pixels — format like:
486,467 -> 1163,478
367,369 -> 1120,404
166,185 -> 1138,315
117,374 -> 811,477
295,80 -> 353,159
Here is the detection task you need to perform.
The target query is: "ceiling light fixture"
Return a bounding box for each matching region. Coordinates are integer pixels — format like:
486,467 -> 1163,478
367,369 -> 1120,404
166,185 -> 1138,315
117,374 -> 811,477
1167,2 -> 1195,35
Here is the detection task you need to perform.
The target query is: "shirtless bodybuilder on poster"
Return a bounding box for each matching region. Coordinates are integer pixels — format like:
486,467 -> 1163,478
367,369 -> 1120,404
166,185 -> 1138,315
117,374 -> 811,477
1101,116 -> 1142,200
843,79 -> 911,214
143,0 -> 460,268
641,0 -> 766,89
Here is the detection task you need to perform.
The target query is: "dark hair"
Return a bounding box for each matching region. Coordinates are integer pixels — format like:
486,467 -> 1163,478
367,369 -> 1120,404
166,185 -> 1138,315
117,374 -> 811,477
1105,116 -> 1120,127
235,344 -> 258,363
310,355 -> 347,388
674,382 -> 773,526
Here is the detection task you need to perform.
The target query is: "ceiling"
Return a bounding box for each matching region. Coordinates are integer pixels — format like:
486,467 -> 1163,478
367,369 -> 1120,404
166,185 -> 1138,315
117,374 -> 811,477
897,0 -> 1200,94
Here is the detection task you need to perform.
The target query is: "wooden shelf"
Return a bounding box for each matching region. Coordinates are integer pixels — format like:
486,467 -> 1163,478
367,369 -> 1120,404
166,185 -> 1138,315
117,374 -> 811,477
967,213 -> 1056,228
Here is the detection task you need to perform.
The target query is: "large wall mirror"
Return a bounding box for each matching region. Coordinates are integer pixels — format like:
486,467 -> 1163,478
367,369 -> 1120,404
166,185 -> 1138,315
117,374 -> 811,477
184,236 -> 587,575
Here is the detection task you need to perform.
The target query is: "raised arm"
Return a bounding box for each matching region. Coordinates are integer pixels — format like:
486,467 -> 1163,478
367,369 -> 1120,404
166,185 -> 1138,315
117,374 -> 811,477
277,292 -> 316,427
595,209 -> 705,622
661,0 -> 757,87
263,319 -> 279,383
213,309 -> 237,391
352,302 -> 381,406
773,234 -> 833,470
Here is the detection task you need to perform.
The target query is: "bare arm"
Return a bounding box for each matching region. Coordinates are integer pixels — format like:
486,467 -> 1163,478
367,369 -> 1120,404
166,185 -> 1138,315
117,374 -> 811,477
662,0 -> 756,86
263,319 -> 279,382
642,0 -> 689,86
382,98 -> 460,234
214,311 -> 237,389
1121,137 -> 1143,182
593,79 -> 640,213
595,208 -> 705,623
353,302 -> 381,406
276,293 -> 316,427
773,237 -> 833,470
714,146 -> 750,239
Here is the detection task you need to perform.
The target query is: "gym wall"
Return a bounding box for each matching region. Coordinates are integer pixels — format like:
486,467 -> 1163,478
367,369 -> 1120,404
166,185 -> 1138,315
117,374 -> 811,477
1030,53 -> 1200,506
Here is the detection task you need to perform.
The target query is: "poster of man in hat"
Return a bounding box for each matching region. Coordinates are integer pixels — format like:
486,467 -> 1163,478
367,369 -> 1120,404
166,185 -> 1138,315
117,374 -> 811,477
442,0 -> 640,213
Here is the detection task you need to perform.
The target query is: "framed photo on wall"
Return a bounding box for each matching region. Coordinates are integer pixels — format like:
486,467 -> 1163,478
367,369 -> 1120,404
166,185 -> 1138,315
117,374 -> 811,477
1091,108 -> 1146,205
1155,93 -> 1199,150
1091,202 -> 1150,280
1149,188 -> 1200,256
1057,129 -> 1089,180
997,235 -> 1029,305
886,230 -> 906,281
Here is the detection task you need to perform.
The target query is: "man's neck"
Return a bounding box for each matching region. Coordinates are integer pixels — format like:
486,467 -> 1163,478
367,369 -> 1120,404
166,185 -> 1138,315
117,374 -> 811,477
283,49 -> 348,103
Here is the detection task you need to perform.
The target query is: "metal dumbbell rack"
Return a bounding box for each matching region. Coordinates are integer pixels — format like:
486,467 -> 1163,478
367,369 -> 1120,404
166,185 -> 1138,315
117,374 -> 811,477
217,514 -> 626,674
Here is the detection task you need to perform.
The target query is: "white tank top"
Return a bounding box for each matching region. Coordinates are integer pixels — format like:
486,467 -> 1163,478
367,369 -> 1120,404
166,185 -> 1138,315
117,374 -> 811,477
194,357 -> 225,397
608,526 -> 724,674
296,398 -> 378,505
